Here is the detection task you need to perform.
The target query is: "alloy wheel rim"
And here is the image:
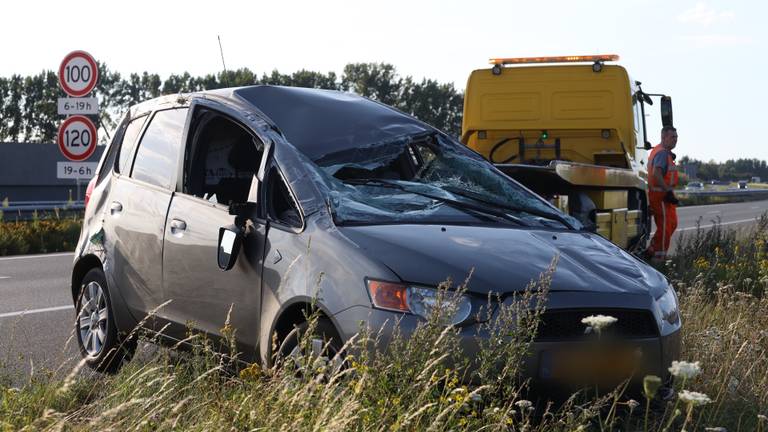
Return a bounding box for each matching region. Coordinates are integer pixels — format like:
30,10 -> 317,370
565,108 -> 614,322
287,337 -> 344,374
78,281 -> 108,356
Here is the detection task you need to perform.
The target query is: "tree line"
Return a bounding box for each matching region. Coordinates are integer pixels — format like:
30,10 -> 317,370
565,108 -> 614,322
0,63 -> 464,144
679,156 -> 768,182
3,64 -> 765,179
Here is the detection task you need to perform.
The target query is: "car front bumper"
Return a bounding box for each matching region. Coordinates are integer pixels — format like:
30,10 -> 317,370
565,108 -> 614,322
331,290 -> 681,389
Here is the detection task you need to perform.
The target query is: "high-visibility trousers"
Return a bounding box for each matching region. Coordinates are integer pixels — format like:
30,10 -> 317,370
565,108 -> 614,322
648,191 -> 678,258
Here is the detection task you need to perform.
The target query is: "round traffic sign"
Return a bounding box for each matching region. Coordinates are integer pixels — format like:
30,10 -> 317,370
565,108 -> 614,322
58,51 -> 98,97
58,116 -> 98,161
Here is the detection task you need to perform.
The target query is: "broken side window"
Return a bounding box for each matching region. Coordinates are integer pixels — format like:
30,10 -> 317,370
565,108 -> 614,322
184,109 -> 264,207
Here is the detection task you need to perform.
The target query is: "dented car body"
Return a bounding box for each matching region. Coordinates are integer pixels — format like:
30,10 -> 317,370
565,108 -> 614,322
71,85 -> 680,388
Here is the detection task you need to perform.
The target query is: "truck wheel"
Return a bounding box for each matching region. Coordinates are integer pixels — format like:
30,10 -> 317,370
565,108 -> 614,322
75,268 -> 135,373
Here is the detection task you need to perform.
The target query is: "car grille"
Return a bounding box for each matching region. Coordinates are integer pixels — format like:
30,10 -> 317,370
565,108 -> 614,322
535,309 -> 659,341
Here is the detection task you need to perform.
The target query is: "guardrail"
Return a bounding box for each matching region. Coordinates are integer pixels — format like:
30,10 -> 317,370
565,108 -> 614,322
1,200 -> 84,222
676,188 -> 768,197
675,188 -> 768,205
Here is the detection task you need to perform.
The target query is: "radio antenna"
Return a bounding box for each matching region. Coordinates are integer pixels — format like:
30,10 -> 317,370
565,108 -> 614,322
218,35 -> 229,87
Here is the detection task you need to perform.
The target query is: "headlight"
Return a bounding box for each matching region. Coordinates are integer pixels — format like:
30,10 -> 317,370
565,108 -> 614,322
656,285 -> 680,325
366,279 -> 473,326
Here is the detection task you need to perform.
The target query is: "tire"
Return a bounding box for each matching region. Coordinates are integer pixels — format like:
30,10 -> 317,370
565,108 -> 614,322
275,318 -> 345,374
75,268 -> 135,373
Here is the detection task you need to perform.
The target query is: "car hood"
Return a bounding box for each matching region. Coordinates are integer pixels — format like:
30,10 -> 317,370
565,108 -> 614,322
338,224 -> 667,298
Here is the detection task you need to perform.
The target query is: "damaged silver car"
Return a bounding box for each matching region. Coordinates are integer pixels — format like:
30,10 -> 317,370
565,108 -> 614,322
71,85 -> 680,391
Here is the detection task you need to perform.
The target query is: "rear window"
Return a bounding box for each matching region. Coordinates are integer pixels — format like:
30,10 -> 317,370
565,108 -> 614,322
117,115 -> 148,174
131,108 -> 188,189
95,116 -> 127,184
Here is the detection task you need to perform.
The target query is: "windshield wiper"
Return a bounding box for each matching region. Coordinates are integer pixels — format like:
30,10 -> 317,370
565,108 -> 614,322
342,179 -> 525,225
440,185 -> 576,230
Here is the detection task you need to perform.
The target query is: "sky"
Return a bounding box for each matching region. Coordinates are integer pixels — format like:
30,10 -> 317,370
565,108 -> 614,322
1,0 -> 765,162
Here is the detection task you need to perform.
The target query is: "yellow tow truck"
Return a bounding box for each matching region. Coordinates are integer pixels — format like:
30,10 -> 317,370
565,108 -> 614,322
461,54 -> 674,252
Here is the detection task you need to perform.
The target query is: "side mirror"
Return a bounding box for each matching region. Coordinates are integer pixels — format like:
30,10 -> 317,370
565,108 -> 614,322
217,225 -> 242,271
660,96 -> 673,127
642,93 -> 653,105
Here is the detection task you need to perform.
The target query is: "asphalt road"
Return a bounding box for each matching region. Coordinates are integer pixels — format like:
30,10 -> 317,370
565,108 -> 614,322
653,200 -> 768,251
0,252 -> 80,386
2,199 -> 767,386
674,200 -> 768,233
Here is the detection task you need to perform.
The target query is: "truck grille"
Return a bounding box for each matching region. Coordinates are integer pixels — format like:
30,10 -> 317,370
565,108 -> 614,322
535,309 -> 659,341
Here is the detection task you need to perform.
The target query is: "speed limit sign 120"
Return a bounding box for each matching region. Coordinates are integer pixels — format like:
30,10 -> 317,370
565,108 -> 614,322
58,115 -> 97,161
58,50 -> 98,97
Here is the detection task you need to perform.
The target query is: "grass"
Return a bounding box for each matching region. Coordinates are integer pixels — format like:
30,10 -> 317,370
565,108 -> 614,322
0,214 -> 82,256
666,215 -> 768,296
2,220 -> 768,430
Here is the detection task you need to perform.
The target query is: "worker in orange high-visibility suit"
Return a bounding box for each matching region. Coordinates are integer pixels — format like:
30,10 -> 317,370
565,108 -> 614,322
645,126 -> 679,261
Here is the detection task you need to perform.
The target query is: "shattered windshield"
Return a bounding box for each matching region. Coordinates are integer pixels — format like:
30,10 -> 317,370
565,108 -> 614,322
307,133 -> 582,229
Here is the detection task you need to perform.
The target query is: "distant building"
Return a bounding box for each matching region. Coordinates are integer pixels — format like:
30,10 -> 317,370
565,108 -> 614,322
752,176 -> 761,183
0,142 -> 104,202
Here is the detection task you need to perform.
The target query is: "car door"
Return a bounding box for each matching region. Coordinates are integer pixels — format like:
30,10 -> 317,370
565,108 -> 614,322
104,107 -> 188,322
161,104 -> 267,351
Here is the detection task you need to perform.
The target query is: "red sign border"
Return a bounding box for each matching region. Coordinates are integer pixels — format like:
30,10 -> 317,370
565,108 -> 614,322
58,50 -> 99,97
58,115 -> 98,162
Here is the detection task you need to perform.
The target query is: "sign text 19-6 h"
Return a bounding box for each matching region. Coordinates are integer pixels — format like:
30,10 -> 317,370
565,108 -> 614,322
57,161 -> 99,179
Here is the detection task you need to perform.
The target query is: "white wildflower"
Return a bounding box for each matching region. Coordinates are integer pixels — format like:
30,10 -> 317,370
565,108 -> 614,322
678,390 -> 711,406
581,315 -> 618,333
514,399 -> 533,409
626,399 -> 640,411
668,360 -> 702,379
643,375 -> 663,399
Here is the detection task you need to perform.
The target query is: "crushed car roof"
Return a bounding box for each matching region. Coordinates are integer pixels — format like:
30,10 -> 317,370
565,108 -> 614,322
233,86 -> 430,161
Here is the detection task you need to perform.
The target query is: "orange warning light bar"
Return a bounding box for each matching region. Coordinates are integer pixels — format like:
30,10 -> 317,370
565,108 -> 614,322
489,54 -> 620,65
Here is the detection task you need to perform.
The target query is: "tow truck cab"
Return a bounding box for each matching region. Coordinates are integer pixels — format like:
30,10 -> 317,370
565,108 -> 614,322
462,54 -> 673,252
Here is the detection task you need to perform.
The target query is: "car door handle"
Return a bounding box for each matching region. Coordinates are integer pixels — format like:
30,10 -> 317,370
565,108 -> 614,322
169,218 -> 187,234
110,201 -> 123,215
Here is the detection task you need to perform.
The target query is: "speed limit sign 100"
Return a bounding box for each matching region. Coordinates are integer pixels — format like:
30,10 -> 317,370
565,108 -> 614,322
58,50 -> 98,97
58,116 -> 97,161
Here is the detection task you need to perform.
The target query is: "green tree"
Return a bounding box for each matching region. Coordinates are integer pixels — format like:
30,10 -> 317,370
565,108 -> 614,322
162,72 -> 195,94
94,63 -> 129,140
21,71 -> 59,142
341,62 -> 403,106
400,77 -> 463,137
0,62 -> 466,143
3,75 -> 25,142
0,77 -> 8,139
257,69 -> 339,90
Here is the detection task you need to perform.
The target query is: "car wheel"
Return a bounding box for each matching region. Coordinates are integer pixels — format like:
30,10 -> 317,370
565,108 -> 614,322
276,318 -> 345,375
75,268 -> 135,373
